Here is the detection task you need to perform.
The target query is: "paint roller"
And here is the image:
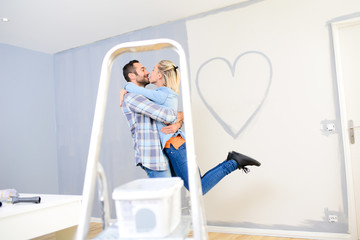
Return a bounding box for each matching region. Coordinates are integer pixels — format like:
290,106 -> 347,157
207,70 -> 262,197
10,196 -> 41,204
0,189 -> 41,204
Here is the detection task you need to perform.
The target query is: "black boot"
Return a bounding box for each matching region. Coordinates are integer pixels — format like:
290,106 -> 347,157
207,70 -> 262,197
227,151 -> 261,173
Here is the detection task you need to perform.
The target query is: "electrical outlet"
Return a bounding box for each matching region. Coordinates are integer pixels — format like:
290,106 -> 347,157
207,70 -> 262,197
329,215 -> 338,223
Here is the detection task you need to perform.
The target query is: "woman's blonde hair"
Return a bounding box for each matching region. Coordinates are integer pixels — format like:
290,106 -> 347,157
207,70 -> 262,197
157,60 -> 180,94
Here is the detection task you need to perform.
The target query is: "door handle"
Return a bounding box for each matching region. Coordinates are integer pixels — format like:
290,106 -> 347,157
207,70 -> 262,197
348,120 -> 360,144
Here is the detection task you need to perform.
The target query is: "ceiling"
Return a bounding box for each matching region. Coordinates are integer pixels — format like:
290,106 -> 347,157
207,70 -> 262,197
0,0 -> 246,54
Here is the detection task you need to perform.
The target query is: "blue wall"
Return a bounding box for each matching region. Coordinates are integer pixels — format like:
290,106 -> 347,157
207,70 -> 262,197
0,20 -> 188,217
53,20 -> 188,217
0,44 -> 58,193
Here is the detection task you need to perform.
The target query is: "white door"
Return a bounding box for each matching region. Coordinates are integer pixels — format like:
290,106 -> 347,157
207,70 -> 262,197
333,18 -> 360,240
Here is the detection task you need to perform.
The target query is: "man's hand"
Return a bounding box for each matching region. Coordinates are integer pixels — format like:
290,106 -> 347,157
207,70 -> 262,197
161,112 -> 183,134
161,122 -> 181,134
120,88 -> 128,107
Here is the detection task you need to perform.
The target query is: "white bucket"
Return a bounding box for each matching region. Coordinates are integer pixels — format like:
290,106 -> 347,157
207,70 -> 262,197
112,177 -> 183,238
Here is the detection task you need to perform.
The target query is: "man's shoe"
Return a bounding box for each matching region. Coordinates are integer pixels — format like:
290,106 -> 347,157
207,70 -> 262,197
227,151 -> 261,172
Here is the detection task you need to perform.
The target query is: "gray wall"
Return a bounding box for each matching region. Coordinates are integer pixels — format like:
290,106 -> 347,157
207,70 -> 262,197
0,44 -> 58,194
53,20 -> 188,217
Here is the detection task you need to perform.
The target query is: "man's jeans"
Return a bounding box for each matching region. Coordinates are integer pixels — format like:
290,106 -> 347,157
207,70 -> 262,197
141,165 -> 172,178
164,142 -> 238,195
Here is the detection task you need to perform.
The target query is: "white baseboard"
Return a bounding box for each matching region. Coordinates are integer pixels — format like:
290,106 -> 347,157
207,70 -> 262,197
207,226 -> 351,240
90,219 -> 352,240
90,217 -> 102,223
90,217 -> 117,224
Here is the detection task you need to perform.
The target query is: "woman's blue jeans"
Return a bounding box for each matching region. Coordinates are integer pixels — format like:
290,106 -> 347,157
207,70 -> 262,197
164,142 -> 238,195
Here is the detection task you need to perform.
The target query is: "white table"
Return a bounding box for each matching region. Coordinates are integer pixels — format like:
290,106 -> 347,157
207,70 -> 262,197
0,193 -> 82,240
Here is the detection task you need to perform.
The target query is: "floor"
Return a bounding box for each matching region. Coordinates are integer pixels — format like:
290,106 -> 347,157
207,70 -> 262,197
32,222 -> 314,240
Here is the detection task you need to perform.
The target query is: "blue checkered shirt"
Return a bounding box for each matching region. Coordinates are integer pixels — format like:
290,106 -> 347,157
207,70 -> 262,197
122,93 -> 177,171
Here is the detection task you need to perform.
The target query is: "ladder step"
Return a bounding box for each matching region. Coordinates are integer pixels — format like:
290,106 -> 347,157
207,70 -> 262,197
94,215 -> 192,240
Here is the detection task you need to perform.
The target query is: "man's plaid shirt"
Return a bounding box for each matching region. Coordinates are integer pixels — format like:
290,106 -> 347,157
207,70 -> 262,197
122,93 -> 177,171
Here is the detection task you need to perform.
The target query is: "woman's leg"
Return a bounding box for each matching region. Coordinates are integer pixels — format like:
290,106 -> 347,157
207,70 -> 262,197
164,143 -> 238,195
164,144 -> 190,190
200,160 -> 238,194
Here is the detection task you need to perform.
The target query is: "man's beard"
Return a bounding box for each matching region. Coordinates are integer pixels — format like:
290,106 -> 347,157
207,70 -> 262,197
136,77 -> 149,86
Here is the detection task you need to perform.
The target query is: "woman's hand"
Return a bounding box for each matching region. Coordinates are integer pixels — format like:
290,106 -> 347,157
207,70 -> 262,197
120,89 -> 128,107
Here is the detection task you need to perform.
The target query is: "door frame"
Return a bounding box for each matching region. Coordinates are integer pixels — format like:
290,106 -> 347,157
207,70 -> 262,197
331,16 -> 360,240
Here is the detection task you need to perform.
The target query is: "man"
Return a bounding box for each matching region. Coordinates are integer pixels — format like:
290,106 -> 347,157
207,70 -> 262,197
121,60 -> 183,178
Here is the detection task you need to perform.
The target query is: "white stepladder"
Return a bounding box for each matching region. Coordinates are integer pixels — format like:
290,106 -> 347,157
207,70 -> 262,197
74,39 -> 208,240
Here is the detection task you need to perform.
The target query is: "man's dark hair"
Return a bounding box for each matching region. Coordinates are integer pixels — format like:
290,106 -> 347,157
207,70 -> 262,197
123,60 -> 139,82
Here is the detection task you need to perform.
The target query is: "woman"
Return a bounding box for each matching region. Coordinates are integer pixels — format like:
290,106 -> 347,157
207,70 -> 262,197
120,60 -> 260,195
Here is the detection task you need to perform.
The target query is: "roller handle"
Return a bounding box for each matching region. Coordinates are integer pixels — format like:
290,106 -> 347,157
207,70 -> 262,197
11,196 -> 41,204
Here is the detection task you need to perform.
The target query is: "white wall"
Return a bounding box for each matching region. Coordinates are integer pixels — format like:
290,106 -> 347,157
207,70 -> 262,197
186,0 -> 360,234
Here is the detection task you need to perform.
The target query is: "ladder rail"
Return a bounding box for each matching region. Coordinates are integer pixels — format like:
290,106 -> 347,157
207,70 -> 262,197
74,38 -> 208,240
96,162 -> 111,230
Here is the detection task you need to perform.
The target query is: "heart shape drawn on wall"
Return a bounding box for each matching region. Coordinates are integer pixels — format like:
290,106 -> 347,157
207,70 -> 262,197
195,51 -> 272,139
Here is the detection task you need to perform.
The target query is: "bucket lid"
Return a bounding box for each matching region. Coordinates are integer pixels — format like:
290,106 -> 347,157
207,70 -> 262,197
112,177 -> 183,200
